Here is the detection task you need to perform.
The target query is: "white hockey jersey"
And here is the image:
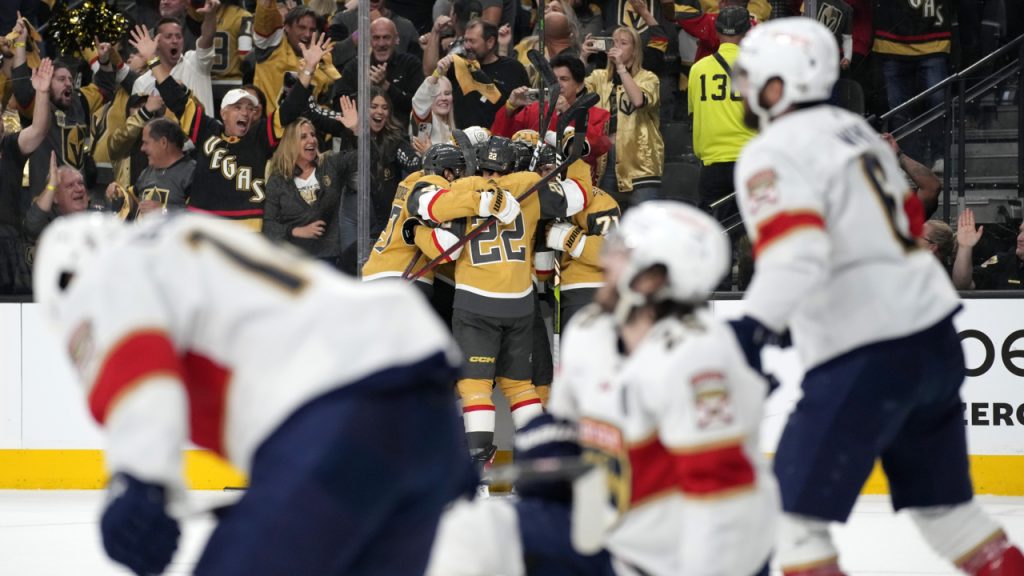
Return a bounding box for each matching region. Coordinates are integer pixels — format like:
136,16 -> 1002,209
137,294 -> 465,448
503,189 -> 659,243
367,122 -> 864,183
735,106 -> 960,369
550,307 -> 779,576
52,214 -> 458,488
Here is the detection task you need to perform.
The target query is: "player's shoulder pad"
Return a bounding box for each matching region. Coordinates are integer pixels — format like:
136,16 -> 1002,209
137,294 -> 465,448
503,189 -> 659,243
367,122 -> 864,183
414,173 -> 449,188
406,175 -> 451,208
399,170 -> 425,188
510,171 -> 542,189
586,187 -> 621,214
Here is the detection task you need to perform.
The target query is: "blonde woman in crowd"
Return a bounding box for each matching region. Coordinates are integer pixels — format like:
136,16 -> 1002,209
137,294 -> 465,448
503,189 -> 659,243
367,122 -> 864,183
410,55 -> 457,153
585,26 -> 664,209
263,117 -> 355,267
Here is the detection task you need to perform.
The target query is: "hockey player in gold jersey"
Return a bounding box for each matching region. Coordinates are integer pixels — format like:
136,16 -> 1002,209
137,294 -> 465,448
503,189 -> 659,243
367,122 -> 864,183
409,135 -> 589,466
548,186 -> 621,329
363,143 -> 474,292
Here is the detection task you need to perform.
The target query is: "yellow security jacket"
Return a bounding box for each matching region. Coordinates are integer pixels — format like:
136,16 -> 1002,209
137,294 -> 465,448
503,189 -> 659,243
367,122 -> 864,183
584,68 -> 664,192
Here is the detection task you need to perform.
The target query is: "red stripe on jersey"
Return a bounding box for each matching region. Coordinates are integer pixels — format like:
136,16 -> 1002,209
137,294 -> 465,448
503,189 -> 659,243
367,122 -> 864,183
182,352 -> 232,456
903,193 -> 925,239
265,116 -> 278,148
754,211 -> 825,258
691,371 -> 725,386
190,106 -> 204,144
426,188 -> 450,223
431,230 -> 452,263
570,178 -> 588,210
463,404 -> 496,413
628,436 -> 677,505
674,443 -> 755,496
187,207 -> 265,218
510,398 -> 542,411
875,30 -> 951,43
89,331 -> 183,424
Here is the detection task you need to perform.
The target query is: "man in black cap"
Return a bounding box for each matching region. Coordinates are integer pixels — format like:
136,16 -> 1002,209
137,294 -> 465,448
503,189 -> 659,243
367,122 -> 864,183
687,5 -> 755,289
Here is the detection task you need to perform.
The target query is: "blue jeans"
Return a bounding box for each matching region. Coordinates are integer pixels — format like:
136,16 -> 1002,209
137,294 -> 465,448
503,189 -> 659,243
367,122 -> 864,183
879,54 -> 949,162
880,54 -> 949,112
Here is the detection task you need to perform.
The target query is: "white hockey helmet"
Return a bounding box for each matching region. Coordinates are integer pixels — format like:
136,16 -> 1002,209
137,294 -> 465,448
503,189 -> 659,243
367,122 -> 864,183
734,17 -> 839,125
33,212 -> 125,320
604,201 -> 729,323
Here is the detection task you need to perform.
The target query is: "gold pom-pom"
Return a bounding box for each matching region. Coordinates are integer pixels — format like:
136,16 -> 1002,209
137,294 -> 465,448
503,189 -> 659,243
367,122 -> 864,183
44,0 -> 130,58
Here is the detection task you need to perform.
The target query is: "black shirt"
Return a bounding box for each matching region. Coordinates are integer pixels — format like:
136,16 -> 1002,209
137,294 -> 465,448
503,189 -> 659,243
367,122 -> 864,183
0,133 -> 26,230
335,52 -> 424,130
447,55 -> 530,129
973,251 -> 1024,290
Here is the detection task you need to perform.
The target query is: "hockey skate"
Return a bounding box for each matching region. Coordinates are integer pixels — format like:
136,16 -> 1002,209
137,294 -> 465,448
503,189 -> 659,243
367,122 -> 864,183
470,444 -> 497,499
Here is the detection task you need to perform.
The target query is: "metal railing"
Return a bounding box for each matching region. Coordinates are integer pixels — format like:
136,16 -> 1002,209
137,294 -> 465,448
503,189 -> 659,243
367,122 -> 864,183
869,33 -> 1024,224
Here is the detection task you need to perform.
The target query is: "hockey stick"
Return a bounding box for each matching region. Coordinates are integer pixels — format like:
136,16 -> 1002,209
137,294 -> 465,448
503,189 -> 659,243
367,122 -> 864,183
403,95 -> 596,281
527,48 -> 560,171
452,128 -> 478,177
555,91 -> 599,177
397,129 -> 482,280
481,456 -> 594,485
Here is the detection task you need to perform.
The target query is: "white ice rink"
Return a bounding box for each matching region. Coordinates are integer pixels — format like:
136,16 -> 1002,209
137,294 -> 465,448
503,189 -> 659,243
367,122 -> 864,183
1,491 -> 1023,575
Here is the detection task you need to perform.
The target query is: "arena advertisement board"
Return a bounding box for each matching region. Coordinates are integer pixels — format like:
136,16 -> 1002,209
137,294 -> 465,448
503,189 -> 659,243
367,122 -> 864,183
2,300 -> 1022,490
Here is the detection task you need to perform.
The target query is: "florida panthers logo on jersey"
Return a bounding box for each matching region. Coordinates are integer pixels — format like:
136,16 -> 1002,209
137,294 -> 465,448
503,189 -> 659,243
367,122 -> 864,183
690,371 -> 734,429
579,417 -> 631,516
744,169 -> 779,217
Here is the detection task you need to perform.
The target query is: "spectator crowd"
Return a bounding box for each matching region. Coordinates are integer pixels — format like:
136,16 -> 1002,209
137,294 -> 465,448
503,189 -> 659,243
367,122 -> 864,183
0,0 -> 1020,296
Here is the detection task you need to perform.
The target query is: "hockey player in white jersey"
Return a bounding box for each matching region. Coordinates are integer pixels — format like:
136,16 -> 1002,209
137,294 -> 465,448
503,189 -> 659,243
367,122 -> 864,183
728,18 -> 1024,576
427,202 -> 778,576
33,213 -> 476,576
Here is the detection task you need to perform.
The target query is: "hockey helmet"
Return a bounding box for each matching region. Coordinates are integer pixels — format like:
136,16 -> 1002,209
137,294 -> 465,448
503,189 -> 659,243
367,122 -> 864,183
510,129 -> 540,146
458,125 -> 492,148
535,144 -> 557,170
476,136 -> 517,174
33,212 -> 126,322
734,17 -> 838,126
603,201 -> 729,324
511,141 -> 534,172
422,143 -> 467,178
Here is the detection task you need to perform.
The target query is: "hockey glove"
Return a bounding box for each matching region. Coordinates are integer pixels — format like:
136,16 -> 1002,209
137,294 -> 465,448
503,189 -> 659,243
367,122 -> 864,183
478,186 -> 520,225
401,217 -> 422,246
431,227 -> 465,261
513,414 -> 581,505
728,315 -> 790,375
546,222 -> 587,258
100,472 -> 180,576
544,127 -> 591,159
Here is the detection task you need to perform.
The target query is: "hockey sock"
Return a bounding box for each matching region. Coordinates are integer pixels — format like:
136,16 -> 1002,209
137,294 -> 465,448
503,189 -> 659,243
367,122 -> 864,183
907,501 -> 1007,569
535,384 -> 551,407
497,377 -> 544,429
778,513 -> 844,576
458,378 -> 496,459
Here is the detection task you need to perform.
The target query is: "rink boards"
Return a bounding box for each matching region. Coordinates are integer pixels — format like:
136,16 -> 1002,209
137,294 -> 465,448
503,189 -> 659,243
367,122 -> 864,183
1,298 -> 1022,492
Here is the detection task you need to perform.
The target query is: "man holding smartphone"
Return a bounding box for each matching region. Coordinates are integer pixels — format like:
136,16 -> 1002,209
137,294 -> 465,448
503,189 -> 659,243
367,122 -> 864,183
491,53 -> 611,171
